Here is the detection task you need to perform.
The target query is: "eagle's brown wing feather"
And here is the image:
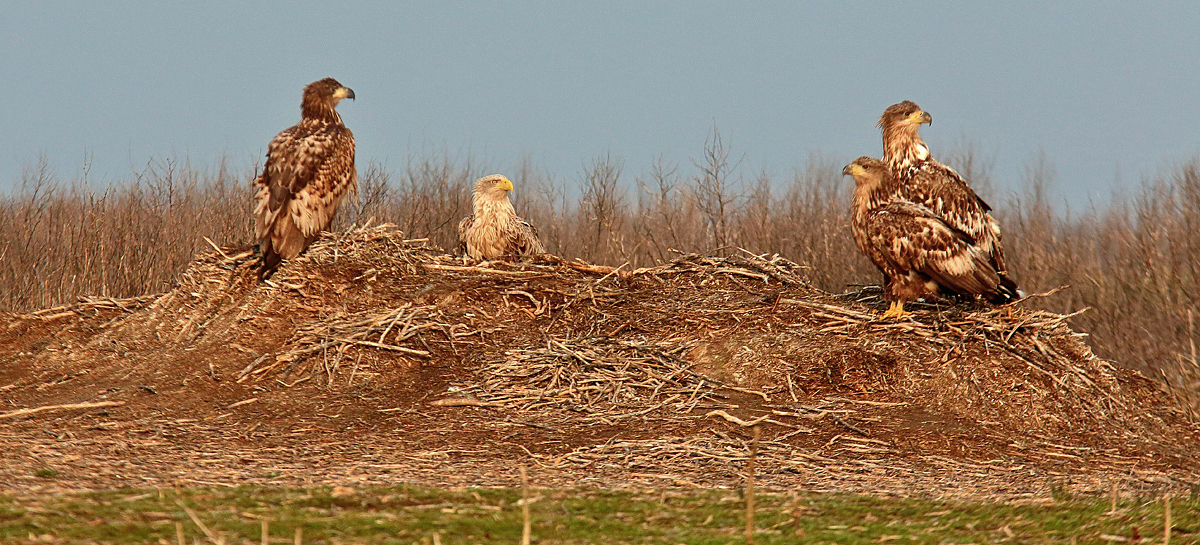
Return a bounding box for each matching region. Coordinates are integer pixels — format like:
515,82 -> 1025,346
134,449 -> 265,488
507,217 -> 544,256
865,201 -> 1003,299
458,207 -> 544,260
902,160 -> 1011,278
908,162 -> 992,236
254,123 -> 356,265
457,214 -> 475,256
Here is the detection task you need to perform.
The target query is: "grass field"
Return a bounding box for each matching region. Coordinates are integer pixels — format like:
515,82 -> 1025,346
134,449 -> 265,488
2,484 -> 1195,544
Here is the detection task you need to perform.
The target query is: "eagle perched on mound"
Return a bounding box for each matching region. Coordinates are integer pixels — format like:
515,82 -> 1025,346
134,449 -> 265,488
253,78 -> 357,281
458,174 -> 545,260
844,100 -> 1019,318
844,157 -> 1017,320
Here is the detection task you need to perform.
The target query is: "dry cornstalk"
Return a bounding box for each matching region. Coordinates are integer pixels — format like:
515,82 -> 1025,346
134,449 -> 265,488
520,465 -> 531,545
745,425 -> 760,545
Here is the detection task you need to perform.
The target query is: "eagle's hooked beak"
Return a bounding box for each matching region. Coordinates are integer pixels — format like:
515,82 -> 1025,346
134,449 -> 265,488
914,110 -> 932,125
842,164 -> 856,176
496,177 -> 515,192
334,86 -> 355,101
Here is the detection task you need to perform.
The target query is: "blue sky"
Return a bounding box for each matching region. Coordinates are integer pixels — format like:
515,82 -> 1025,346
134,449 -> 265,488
3,1 -> 1199,209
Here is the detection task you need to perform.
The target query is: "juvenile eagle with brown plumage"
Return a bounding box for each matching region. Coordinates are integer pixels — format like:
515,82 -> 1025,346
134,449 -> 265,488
253,78 -> 357,281
458,174 -> 545,260
867,100 -> 1019,317
844,156 -> 1017,320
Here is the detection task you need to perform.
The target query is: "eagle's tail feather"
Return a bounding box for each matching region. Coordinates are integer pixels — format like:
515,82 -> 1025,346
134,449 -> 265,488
256,247 -> 283,283
256,210 -> 307,283
988,273 -> 1022,304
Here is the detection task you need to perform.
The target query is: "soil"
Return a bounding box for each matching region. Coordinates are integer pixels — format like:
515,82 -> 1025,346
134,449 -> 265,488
2,225 -> 1197,501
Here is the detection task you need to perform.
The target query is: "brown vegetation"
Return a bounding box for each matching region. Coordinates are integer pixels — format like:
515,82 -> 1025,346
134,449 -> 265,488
1,138 -> 1198,406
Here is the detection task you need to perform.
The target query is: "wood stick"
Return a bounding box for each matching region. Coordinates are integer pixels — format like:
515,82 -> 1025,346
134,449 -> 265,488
428,397 -> 497,407
424,263 -> 540,276
724,385 -> 770,402
745,425 -> 760,545
520,466 -> 531,545
835,417 -> 870,437
202,236 -> 231,260
825,397 -> 906,407
237,354 -> 270,382
175,499 -> 218,544
333,337 -> 430,357
706,410 -> 770,427
37,311 -> 77,321
0,400 -> 124,419
790,490 -> 800,536
1189,309 -> 1197,371
224,398 -> 258,410
1109,482 -> 1117,515
348,352 -> 362,387
1164,495 -> 1172,545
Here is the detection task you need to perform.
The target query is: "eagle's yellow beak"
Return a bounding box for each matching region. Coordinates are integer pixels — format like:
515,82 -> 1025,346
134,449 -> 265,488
495,177 -> 515,192
333,86 -> 355,100
909,110 -> 931,125
842,164 -> 862,177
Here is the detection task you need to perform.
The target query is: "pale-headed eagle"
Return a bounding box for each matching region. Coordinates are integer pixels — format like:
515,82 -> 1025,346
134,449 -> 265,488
844,157 -> 1017,319
458,174 -> 545,260
866,100 -> 1019,317
253,78 -> 357,281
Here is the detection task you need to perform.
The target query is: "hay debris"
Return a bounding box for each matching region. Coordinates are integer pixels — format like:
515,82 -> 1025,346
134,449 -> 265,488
2,223 -> 1197,498
459,337 -> 722,421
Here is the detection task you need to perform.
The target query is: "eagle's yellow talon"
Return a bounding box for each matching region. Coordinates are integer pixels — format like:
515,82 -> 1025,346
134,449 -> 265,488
880,301 -> 911,321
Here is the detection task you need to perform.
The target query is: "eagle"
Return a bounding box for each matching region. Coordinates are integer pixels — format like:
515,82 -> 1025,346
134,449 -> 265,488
865,100 -> 1020,317
252,78 -> 357,281
458,174 -> 545,260
843,156 -> 1017,319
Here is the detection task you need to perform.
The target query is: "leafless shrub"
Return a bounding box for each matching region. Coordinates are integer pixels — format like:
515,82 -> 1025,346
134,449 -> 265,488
512,154 -> 569,257
775,155 -> 865,291
940,137 -> 997,199
634,156 -> 700,265
0,155 -> 249,311
577,153 -> 628,264
690,127 -> 742,253
736,169 -> 775,253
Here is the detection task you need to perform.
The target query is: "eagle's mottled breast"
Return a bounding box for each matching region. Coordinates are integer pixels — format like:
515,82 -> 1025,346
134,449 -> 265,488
458,175 -> 544,260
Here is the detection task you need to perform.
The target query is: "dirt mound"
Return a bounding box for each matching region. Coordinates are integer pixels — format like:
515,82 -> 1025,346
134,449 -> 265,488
2,224 -> 1197,499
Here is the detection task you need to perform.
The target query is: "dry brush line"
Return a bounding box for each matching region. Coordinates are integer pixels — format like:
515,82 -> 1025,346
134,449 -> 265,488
553,431 -> 890,475
630,249 -> 809,286
459,336 -> 732,422
20,293 -> 160,322
243,303 -> 444,381
815,288 -> 1135,417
